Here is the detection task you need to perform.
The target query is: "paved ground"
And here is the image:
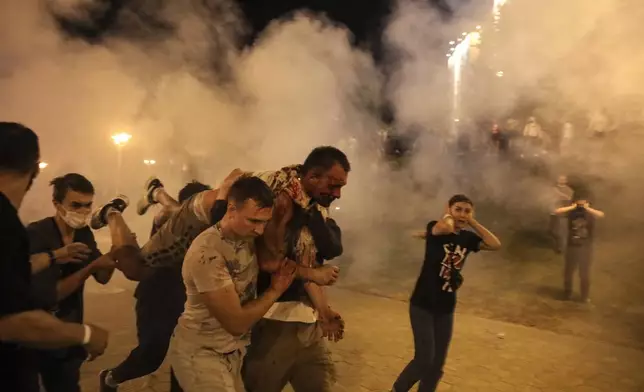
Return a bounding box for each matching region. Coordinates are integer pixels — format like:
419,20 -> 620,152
79,273 -> 644,392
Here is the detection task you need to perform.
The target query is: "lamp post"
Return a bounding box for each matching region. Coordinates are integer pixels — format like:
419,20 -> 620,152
111,132 -> 132,193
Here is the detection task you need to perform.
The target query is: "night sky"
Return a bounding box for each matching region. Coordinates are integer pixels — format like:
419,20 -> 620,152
53,0 -> 462,57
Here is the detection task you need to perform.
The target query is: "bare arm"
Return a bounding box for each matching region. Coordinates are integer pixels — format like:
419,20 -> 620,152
554,204 -> 577,215
585,205 -> 605,219
0,310 -> 85,349
193,249 -> 295,336
57,255 -> 115,300
202,286 -> 282,336
468,219 -> 502,251
432,215 -> 456,236
304,282 -> 329,314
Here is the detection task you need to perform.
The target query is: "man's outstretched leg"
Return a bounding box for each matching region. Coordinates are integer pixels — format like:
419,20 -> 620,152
136,176 -> 181,216
90,195 -> 147,281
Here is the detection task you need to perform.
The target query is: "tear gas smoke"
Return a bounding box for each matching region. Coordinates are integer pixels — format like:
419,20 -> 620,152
1,0 -> 644,293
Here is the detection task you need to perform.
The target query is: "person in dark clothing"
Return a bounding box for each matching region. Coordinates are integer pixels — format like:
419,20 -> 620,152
0,122 -> 109,392
554,191 -> 605,303
243,147 -> 349,392
392,194 -> 501,392
490,123 -> 510,157
27,173 -> 116,392
100,181 -> 215,392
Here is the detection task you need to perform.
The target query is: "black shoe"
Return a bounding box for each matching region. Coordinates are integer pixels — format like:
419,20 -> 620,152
99,370 -> 118,392
136,176 -> 164,216
90,195 -> 130,230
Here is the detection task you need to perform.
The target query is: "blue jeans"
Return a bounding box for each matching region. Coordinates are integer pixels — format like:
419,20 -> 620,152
393,305 -> 454,392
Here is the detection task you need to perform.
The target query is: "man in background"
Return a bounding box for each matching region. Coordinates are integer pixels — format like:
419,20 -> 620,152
554,190 -> 605,303
0,122 -> 108,392
549,175 -> 574,253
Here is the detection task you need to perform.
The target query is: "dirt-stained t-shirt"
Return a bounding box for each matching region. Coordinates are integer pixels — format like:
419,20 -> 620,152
176,223 -> 258,353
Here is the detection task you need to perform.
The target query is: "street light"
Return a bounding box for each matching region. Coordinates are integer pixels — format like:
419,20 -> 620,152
111,132 -> 132,193
39,162 -> 48,170
143,159 -> 156,166
111,132 -> 132,146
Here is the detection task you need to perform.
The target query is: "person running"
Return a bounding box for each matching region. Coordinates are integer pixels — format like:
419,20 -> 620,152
168,176 -> 295,391
392,194 -> 501,392
99,181 -> 213,392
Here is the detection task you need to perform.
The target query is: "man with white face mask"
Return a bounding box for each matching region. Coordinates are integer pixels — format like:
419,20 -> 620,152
27,173 -> 117,392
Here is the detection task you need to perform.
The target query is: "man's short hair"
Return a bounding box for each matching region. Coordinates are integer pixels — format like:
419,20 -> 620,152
448,194 -> 474,207
572,188 -> 590,202
50,173 -> 95,203
228,177 -> 274,209
178,181 -> 212,203
302,146 -> 351,174
0,122 -> 40,174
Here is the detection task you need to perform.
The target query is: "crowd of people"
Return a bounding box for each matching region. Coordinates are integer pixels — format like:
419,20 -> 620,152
0,120 -> 602,392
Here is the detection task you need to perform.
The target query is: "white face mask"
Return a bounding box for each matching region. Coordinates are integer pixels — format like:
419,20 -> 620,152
60,208 -> 89,229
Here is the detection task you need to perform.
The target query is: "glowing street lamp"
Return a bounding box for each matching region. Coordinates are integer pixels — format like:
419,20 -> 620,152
143,159 -> 156,166
39,162 -> 48,170
111,132 -> 132,146
111,132 -> 132,193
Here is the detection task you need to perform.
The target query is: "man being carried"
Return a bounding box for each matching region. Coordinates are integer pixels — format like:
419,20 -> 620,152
90,172 -> 337,286
168,176 -> 295,391
243,146 -> 349,392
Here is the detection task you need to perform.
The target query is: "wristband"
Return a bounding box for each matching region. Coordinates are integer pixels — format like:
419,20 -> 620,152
82,324 -> 92,345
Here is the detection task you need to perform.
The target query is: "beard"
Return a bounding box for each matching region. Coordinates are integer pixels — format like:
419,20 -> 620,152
316,195 -> 336,208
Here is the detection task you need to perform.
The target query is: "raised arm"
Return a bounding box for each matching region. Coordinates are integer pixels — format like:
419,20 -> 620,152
584,203 -> 605,219
468,218 -> 502,251
554,203 -> 577,215
432,214 -> 456,236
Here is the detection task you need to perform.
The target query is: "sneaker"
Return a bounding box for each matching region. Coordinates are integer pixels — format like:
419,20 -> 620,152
99,369 -> 118,392
136,176 -> 164,216
90,195 -> 130,230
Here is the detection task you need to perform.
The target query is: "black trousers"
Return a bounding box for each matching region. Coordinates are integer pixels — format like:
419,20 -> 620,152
38,349 -> 85,392
564,244 -> 593,300
110,267 -> 185,390
393,305 -> 454,392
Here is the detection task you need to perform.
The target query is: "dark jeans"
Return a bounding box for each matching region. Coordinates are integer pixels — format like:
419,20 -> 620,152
111,267 -> 185,391
393,305 -> 454,392
564,244 -> 593,300
38,349 -> 85,392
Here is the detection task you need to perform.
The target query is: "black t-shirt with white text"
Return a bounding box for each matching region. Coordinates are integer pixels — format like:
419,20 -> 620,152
410,221 -> 482,314
567,207 -> 595,246
0,192 -> 39,392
